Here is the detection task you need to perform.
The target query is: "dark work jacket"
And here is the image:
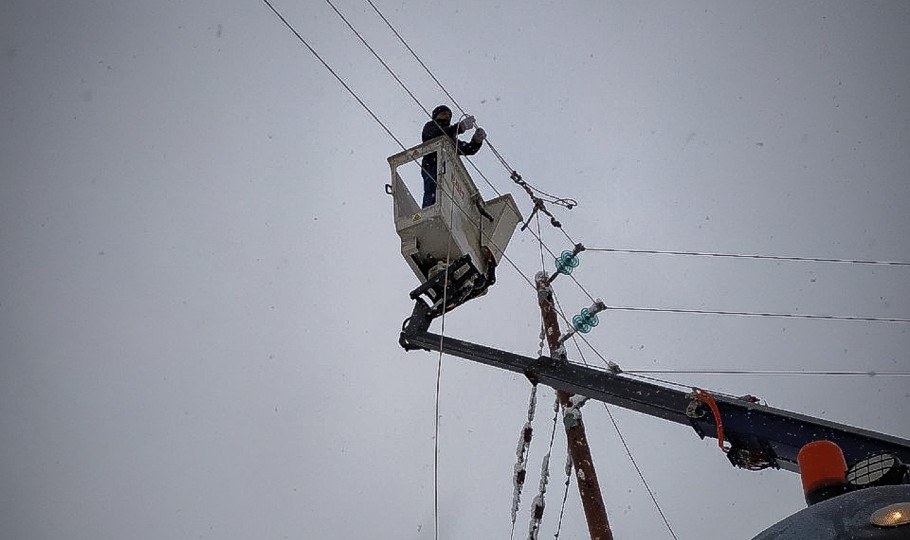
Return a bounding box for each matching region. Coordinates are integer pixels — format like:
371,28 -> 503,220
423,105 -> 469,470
420,120 -> 482,179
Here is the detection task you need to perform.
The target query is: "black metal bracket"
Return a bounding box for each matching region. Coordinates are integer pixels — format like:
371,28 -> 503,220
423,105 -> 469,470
409,254 -> 472,303
727,438 -> 780,471
405,253 -> 495,322
399,299 -> 434,351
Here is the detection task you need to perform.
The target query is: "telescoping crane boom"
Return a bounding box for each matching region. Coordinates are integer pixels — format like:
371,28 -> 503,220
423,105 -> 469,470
400,298 -> 910,474
400,297 -> 910,539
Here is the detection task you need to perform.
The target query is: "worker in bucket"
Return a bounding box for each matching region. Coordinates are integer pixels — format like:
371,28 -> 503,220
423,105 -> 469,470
420,105 -> 486,207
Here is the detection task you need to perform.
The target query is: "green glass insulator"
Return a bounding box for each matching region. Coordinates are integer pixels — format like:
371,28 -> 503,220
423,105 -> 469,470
572,308 -> 599,333
555,250 -> 581,275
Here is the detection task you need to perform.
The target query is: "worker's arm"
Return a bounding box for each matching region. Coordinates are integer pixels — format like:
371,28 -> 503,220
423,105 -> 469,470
422,120 -> 462,142
457,128 -> 486,156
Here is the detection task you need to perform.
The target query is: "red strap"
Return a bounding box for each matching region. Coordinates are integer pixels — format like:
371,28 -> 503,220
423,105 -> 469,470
693,388 -> 727,452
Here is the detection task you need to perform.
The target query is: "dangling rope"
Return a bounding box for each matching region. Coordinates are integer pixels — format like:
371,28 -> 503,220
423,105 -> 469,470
433,183 -> 458,540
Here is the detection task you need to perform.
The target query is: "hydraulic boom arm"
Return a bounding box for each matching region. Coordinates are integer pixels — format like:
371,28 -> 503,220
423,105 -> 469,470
401,299 -> 910,473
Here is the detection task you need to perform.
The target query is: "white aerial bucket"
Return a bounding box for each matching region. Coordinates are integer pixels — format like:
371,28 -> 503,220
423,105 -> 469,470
388,135 -> 523,311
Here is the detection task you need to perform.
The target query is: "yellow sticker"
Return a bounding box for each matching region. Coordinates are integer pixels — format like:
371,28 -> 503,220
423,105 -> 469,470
413,213 -> 421,221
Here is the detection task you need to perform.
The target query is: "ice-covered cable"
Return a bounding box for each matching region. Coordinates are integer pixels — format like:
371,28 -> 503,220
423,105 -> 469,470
527,452 -> 551,540
526,396 -> 560,540
510,386 -> 538,535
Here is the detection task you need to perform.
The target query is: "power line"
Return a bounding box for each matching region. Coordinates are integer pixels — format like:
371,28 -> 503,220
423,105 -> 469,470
260,0 -> 541,300
360,0 -> 507,202
327,0 -> 536,224
364,0 -> 465,113
268,0 -> 541,299
586,246 -> 910,267
545,247 -> 910,326
276,0 -> 910,332
545,253 -> 910,325
553,298 -> 709,395
605,305 -> 910,324
260,0 -> 404,148
349,0 -> 586,292
334,0 -> 556,248
501,196 -> 905,329
334,0 -> 571,235
324,0 -> 430,117
554,292 -> 679,537
567,329 -> 679,540
602,404 -> 680,540
268,2 -> 511,260
362,0 -> 577,217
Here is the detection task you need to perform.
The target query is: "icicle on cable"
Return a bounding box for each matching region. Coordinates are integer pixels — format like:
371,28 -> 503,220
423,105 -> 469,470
527,396 -> 560,540
527,452 -> 551,540
510,385 -> 538,534
537,320 -> 546,357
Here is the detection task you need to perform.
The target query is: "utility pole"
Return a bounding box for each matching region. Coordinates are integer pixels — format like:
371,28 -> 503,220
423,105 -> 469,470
536,272 -> 613,540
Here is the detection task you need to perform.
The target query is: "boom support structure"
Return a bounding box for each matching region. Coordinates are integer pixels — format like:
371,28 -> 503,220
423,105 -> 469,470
400,299 -> 910,473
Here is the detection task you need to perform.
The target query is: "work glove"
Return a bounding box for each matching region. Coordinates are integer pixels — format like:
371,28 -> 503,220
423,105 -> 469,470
471,127 -> 486,143
459,115 -> 476,130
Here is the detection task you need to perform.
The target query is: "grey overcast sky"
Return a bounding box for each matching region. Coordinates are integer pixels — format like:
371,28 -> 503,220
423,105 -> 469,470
2,1 -> 909,539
